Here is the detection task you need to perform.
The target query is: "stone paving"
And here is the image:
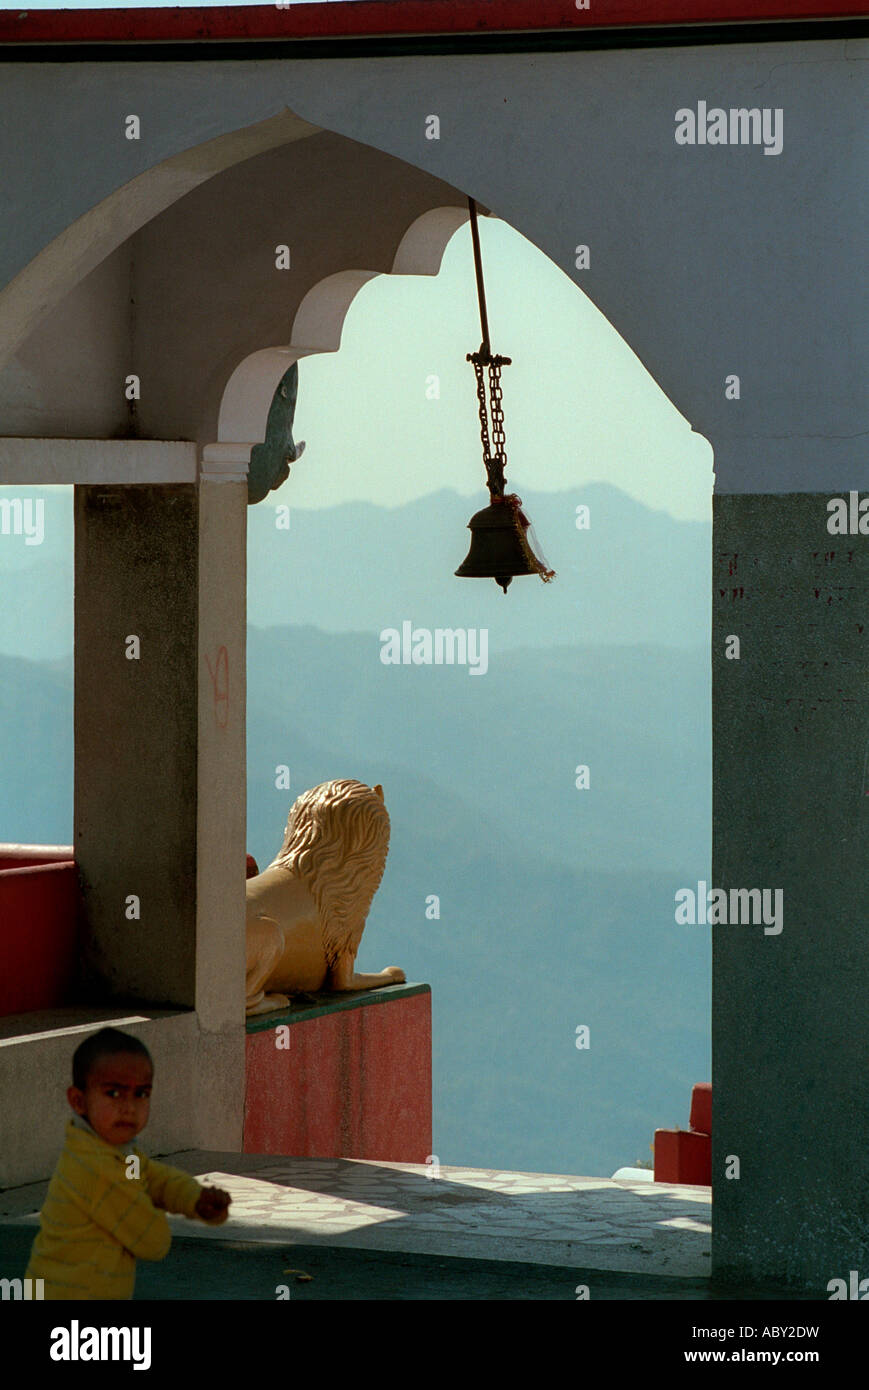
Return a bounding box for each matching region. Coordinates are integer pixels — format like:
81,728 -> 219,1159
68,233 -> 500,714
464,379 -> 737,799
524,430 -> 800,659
2,1153 -> 712,1278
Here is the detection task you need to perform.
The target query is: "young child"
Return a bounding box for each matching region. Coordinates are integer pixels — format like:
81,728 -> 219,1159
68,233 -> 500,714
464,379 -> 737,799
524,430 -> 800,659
25,1027 -> 232,1299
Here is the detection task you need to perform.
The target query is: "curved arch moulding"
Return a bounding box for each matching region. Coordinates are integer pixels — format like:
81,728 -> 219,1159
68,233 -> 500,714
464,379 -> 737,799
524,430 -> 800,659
208,204 -> 478,468
0,109 -> 321,377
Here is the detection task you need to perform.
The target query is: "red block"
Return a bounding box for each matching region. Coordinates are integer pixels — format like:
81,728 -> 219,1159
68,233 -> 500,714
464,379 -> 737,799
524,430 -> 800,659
244,988 -> 432,1162
0,862 -> 80,1016
690,1082 -> 712,1135
654,1128 -> 711,1185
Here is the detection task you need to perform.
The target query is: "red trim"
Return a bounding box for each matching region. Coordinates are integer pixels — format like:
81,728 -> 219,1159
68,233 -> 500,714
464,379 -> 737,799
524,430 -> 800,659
0,1 -> 865,46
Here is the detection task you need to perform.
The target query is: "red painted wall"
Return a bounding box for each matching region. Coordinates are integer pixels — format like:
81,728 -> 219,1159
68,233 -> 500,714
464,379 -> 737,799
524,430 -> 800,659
0,1 -> 864,45
0,861 -> 79,1016
244,990 -> 432,1161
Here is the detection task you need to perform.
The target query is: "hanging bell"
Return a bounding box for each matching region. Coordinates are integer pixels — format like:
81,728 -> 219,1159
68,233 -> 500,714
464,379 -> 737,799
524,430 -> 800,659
455,502 -> 539,593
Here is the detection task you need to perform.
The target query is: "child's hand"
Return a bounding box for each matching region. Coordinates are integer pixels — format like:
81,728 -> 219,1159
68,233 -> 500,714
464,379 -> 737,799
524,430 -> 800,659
195,1185 -> 231,1224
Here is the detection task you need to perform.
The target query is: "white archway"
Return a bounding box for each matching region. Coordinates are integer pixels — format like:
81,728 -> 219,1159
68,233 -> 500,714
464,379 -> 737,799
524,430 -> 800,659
0,108 -> 319,375
206,205 -> 481,473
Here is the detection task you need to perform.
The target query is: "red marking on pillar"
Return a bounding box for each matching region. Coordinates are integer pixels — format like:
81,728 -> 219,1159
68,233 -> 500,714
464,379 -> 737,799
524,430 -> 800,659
205,645 -> 229,729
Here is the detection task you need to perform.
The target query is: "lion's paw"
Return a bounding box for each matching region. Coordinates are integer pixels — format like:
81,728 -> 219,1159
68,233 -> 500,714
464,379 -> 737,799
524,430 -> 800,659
246,992 -> 290,1016
382,967 -> 406,984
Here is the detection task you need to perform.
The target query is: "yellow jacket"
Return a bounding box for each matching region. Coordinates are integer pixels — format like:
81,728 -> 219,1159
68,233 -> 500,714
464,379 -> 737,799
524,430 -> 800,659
25,1117 -> 216,1299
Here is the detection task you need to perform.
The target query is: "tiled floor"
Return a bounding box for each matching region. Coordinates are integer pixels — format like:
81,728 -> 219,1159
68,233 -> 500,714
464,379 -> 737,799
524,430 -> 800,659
1,1153 -> 712,1277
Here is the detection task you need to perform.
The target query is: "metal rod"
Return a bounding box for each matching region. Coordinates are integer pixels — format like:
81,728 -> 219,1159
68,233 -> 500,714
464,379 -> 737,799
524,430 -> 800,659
468,197 -> 491,359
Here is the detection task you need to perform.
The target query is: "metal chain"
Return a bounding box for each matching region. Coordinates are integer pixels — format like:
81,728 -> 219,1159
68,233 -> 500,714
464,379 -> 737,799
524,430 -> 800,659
467,349 -> 511,499
489,359 -> 507,471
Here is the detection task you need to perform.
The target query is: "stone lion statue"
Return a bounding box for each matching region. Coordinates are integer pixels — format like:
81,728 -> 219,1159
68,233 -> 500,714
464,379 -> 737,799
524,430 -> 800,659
245,779 -> 405,1015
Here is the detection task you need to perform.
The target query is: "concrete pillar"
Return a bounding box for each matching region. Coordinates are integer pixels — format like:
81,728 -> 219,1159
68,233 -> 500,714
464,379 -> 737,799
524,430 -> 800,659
194,459 -> 248,1148
73,457 -> 248,1151
711,491 -> 869,1290
74,482 -> 199,1006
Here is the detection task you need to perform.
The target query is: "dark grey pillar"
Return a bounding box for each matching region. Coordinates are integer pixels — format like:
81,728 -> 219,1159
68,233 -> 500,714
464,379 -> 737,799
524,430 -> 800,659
74,483 -> 198,1007
712,492 -> 869,1290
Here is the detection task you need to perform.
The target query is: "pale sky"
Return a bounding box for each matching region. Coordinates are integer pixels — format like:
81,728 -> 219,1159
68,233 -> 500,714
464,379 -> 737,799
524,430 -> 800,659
286,215 -> 713,520
15,216 -> 713,522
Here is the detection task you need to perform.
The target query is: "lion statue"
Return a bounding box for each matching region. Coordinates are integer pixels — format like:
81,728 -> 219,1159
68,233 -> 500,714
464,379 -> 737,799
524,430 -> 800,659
245,779 -> 405,1015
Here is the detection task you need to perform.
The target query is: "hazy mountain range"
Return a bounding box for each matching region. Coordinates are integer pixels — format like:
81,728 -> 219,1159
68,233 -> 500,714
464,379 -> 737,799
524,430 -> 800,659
0,483 -> 709,659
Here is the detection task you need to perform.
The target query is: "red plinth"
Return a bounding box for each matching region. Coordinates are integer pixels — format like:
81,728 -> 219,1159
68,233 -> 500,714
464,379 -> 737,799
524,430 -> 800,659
0,860 -> 79,1015
690,1082 -> 712,1135
654,1128 -> 711,1185
244,984 -> 432,1161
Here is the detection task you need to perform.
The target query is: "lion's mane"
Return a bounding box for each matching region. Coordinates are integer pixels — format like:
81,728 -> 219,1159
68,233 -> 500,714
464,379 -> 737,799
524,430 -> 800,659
267,779 -> 390,969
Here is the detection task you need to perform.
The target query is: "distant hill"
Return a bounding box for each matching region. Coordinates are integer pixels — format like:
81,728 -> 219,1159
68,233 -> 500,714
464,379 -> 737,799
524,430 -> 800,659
0,483 -> 709,659
248,483 -> 710,652
246,624 -> 709,876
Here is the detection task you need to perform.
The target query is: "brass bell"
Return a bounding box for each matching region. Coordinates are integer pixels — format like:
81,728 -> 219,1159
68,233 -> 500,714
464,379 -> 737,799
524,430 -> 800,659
455,502 -> 539,593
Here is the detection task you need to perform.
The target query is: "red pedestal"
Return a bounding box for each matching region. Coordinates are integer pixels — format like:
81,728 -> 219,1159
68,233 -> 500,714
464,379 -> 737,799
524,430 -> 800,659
654,1128 -> 711,1185
244,984 -> 432,1161
690,1082 -> 712,1136
0,860 -> 79,1016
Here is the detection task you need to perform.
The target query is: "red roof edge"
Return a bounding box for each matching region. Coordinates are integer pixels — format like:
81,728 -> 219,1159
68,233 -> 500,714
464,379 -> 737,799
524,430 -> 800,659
0,2 -> 866,47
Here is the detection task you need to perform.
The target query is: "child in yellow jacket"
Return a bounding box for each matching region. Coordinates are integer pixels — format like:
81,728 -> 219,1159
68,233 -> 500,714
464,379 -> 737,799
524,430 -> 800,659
25,1026 -> 232,1299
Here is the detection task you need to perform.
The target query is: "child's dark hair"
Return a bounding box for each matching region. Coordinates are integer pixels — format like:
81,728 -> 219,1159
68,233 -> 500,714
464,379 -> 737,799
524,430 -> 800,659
72,1028 -> 153,1091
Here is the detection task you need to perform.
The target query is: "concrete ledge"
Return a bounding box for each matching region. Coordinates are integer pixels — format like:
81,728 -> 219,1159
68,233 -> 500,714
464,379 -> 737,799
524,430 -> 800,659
0,438 -> 197,485
0,1007 -> 212,1187
0,845 -> 74,870
0,1002 -> 187,1045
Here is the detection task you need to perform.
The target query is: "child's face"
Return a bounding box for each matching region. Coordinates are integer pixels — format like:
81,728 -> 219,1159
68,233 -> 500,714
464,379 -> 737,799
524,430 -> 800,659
67,1053 -> 153,1146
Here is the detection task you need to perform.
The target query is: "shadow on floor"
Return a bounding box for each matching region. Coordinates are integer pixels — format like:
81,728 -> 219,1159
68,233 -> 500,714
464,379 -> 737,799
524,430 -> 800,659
0,1225 -> 816,1301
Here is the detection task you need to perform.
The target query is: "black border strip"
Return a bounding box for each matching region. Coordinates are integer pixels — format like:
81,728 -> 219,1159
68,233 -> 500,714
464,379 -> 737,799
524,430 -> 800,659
1,18 -> 867,62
